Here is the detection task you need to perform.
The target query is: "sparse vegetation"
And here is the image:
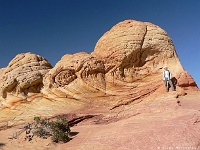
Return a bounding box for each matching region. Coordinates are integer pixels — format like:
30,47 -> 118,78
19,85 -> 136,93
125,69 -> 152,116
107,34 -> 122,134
33,116 -> 71,143
10,115 -> 71,143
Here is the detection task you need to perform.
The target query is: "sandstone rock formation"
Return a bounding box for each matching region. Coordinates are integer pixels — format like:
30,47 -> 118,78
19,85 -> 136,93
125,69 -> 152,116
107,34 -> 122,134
0,20 -> 197,103
41,20 -> 197,103
0,52 -> 52,99
41,20 -> 198,109
0,20 -> 199,150
42,52 -> 106,99
92,20 -> 185,83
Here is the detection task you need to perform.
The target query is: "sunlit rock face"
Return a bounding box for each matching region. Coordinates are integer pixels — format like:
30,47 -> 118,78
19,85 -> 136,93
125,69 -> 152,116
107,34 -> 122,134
92,20 -> 179,82
0,20 -> 197,104
42,52 -> 106,99
0,52 -> 52,98
0,20 -> 199,148
41,20 -> 197,103
0,20 -> 197,102
91,20 -> 197,90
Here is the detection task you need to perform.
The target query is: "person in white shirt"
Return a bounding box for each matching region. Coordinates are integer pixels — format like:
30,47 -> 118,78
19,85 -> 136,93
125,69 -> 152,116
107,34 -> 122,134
162,66 -> 175,92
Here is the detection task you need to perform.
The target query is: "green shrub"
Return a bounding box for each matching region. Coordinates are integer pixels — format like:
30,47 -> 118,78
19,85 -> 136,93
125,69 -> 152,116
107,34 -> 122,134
33,115 -> 71,143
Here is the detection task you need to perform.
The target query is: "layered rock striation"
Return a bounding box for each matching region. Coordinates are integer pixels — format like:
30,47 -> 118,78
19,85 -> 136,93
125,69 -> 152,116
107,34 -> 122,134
0,52 -> 52,98
42,52 -> 106,99
0,20 -> 197,103
0,19 -> 199,150
92,20 -> 183,83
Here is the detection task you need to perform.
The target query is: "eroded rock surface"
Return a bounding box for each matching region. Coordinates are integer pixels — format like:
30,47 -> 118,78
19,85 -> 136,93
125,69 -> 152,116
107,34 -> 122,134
0,52 -> 52,98
40,20 -> 197,103
43,52 -> 106,99
0,20 -> 199,150
92,20 -> 182,83
0,20 -> 197,102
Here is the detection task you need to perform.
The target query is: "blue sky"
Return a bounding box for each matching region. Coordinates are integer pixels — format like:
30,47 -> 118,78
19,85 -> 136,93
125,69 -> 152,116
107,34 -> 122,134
0,0 -> 200,87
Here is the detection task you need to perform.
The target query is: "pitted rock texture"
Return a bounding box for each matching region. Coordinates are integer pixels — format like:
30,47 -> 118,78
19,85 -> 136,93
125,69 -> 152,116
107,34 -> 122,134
0,52 -> 52,98
43,52 -> 106,98
92,20 -> 182,83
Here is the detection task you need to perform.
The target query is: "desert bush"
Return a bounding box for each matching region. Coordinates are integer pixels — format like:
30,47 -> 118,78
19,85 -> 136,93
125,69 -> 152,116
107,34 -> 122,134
33,115 -> 71,142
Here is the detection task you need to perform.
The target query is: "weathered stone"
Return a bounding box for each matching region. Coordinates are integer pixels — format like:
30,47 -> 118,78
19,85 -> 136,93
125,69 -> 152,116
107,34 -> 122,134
177,71 -> 197,88
43,52 -> 106,99
0,20 -> 199,150
92,20 -> 181,83
90,20 -> 197,95
0,52 -> 52,98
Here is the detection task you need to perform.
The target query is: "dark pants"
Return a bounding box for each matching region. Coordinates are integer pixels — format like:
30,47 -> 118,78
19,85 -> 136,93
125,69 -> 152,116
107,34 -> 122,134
164,79 -> 175,92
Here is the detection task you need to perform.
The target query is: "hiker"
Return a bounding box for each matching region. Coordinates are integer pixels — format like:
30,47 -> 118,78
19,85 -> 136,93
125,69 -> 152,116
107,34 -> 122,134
162,66 -> 175,92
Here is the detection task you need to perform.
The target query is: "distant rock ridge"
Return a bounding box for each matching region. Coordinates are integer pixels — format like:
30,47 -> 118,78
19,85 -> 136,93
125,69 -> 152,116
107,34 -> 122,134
0,19 -> 198,103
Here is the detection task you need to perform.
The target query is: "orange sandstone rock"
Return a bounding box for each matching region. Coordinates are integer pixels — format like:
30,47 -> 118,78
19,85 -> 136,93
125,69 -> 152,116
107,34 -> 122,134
0,20 -> 199,150
0,52 -> 52,98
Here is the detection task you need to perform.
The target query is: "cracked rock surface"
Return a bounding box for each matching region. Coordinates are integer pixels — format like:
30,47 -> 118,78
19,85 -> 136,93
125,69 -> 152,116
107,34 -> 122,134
92,20 -> 180,82
0,52 -> 52,99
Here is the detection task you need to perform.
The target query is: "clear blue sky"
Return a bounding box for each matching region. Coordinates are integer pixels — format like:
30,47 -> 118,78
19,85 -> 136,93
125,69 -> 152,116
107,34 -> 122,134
0,0 -> 200,87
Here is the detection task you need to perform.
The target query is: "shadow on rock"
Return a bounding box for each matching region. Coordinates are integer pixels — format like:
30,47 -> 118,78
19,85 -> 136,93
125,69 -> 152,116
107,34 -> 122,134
69,132 -> 79,137
171,77 -> 178,90
0,143 -> 5,148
